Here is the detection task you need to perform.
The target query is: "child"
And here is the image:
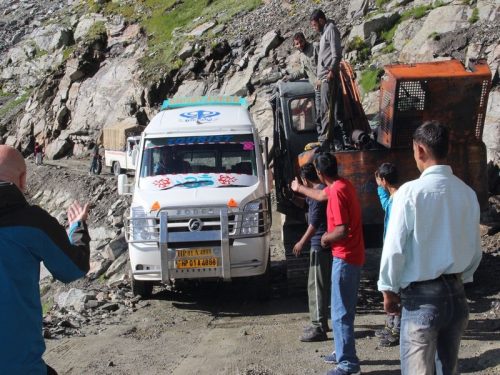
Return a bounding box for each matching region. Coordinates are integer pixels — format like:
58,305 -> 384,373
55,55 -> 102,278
375,162 -> 400,347
293,163 -> 332,342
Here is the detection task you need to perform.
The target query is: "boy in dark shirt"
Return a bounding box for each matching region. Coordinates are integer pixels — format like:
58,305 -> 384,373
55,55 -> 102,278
293,163 -> 332,342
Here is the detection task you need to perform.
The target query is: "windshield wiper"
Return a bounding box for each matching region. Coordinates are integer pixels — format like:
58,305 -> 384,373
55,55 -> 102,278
216,184 -> 249,188
160,180 -> 214,190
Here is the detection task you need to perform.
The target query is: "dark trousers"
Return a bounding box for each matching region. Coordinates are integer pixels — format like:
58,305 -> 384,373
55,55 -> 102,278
47,365 -> 58,375
318,79 -> 345,147
400,275 -> 468,375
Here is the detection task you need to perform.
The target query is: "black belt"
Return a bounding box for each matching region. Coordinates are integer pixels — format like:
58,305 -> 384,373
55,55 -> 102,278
409,273 -> 460,287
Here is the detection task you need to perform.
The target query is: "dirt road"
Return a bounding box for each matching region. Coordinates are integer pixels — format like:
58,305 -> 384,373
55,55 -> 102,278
32,158 -> 500,374
43,249 -> 500,374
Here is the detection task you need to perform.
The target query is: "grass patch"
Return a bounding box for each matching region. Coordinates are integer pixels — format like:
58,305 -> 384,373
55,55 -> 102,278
469,7 -> 479,23
381,43 -> 396,53
84,20 -> 107,45
63,45 -> 77,61
0,90 -> 11,97
360,68 -> 384,94
376,0 -> 391,8
401,0 -> 447,21
35,49 -> 48,58
346,36 -> 371,63
98,273 -> 108,284
380,21 -> 400,44
0,91 -> 31,118
141,0 -> 261,80
42,300 -> 53,316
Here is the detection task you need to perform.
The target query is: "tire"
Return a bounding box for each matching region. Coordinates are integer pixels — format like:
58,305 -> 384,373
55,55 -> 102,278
130,273 -> 154,298
112,161 -> 122,176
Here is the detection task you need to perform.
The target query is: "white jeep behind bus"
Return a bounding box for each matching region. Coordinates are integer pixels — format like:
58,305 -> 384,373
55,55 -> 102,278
118,96 -> 272,297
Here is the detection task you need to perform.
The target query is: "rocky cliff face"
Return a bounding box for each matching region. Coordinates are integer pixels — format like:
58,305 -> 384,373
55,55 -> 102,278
0,0 -> 499,163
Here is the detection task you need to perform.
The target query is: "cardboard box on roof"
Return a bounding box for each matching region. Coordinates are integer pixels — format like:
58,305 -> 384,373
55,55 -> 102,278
102,118 -> 144,151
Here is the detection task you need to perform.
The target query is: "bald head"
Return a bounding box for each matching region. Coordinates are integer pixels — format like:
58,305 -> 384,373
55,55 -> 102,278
0,145 -> 27,191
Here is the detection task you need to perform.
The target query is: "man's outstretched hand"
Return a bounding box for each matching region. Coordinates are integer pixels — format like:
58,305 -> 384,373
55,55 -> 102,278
291,177 -> 301,193
67,201 -> 90,227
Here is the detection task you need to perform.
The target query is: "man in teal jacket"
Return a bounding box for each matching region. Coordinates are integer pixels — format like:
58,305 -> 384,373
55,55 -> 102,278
0,145 -> 91,374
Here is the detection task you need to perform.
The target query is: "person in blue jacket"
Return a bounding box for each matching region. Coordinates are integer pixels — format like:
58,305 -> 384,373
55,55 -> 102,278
374,162 -> 399,347
0,145 -> 91,375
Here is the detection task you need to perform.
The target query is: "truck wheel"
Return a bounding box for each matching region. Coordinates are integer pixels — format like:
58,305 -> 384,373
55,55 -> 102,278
112,161 -> 122,176
130,273 -> 153,298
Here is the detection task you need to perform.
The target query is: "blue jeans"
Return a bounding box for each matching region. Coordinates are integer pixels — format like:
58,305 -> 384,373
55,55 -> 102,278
400,276 -> 469,375
331,257 -> 361,373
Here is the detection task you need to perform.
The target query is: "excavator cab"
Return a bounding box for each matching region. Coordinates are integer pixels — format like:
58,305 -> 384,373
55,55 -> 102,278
271,59 -> 492,292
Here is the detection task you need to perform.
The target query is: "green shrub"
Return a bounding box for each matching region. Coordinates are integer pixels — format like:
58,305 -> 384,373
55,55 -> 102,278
469,7 -> 479,23
62,45 -> 76,61
381,43 -> 396,53
0,91 -> 31,118
85,21 -> 107,45
376,0 -> 390,8
42,300 -> 53,316
380,22 -> 399,44
347,36 -> 372,63
360,68 -> 384,94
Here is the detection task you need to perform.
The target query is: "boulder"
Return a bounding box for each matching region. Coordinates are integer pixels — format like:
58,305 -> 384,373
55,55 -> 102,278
56,288 -> 86,311
249,92 -> 274,144
55,106 -> 69,130
88,258 -> 112,280
348,12 -> 401,43
74,14 -> 107,42
484,89 -> 500,164
45,138 -> 72,159
105,252 -> 128,278
178,42 -> 195,60
393,18 -> 424,51
221,55 -> 259,96
174,80 -> 207,97
399,5 -> 469,63
105,234 -> 128,261
347,0 -> 370,19
188,21 -> 216,37
30,24 -> 72,52
486,43 -> 500,81
64,57 -> 143,138
477,0 -> 499,22
256,30 -> 283,57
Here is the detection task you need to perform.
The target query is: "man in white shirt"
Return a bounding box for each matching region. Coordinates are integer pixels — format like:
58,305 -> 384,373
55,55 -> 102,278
378,121 -> 482,375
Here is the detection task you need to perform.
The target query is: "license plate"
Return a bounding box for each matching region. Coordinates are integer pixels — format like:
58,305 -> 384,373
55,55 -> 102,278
176,248 -> 213,257
176,257 -> 218,269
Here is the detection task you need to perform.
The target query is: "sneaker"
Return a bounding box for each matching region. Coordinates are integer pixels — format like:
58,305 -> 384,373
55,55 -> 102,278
379,331 -> 399,347
326,367 -> 361,375
323,351 -> 337,364
374,326 -> 391,338
300,326 -> 327,342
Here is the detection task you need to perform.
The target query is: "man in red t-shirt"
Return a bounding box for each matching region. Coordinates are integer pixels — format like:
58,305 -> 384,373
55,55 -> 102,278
292,152 -> 364,375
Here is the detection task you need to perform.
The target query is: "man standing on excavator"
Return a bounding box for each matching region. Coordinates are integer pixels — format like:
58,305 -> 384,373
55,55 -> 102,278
310,9 -> 348,151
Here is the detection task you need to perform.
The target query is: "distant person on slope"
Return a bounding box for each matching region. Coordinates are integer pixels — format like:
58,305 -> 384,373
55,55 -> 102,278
34,142 -> 44,165
0,145 -> 91,375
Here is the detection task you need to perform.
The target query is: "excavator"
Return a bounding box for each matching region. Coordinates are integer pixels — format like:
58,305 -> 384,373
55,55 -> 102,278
270,59 -> 492,291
